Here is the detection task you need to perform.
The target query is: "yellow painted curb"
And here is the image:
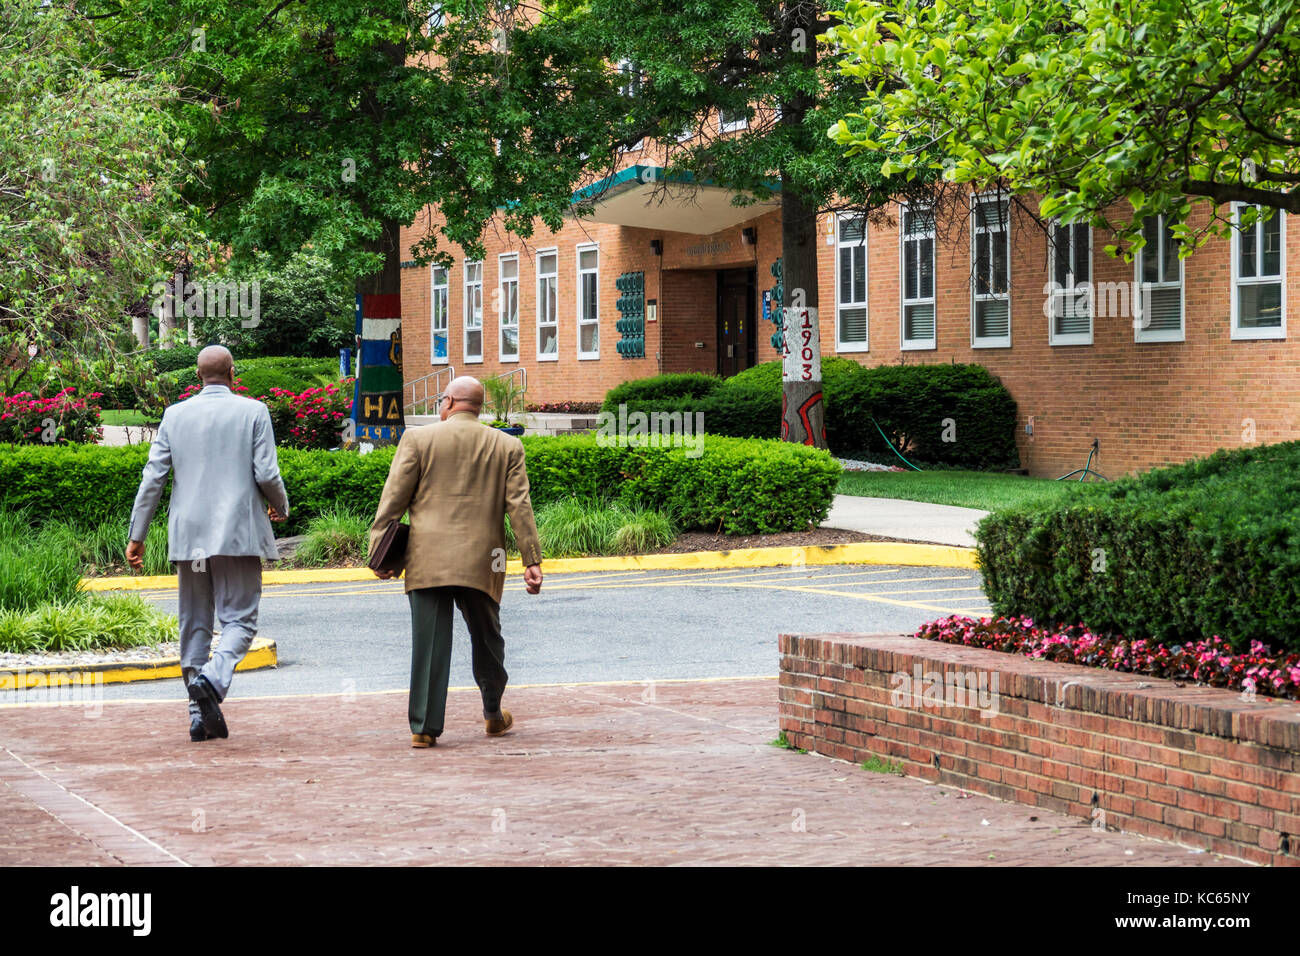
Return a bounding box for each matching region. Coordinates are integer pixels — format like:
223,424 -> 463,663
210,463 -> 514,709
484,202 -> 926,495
0,637 -> 277,690
82,542 -> 976,592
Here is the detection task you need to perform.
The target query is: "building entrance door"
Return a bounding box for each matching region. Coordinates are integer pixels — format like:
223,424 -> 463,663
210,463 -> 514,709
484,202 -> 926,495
716,268 -> 756,378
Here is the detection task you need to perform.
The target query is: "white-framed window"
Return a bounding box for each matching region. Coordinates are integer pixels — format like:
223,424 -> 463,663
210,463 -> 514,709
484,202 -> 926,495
498,253 -> 519,361
617,59 -> 642,98
836,214 -> 868,352
1134,213 -> 1184,342
536,249 -> 559,361
1048,220 -> 1092,345
427,2 -> 444,30
1231,203 -> 1285,339
718,107 -> 747,134
463,260 -> 483,363
577,244 -> 599,359
430,265 -> 450,364
618,61 -> 644,152
971,194 -> 1010,348
900,202 -> 936,349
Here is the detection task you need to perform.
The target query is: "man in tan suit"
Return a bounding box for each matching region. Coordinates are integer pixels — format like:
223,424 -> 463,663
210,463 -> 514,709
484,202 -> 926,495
370,376 -> 543,748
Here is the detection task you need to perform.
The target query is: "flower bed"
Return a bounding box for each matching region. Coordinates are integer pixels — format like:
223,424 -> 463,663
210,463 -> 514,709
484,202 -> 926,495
917,614 -> 1300,701
0,388 -> 103,445
525,401 -> 601,414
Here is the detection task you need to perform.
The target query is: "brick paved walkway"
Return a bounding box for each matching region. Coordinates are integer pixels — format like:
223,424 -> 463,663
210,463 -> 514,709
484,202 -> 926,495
0,678 -> 1244,866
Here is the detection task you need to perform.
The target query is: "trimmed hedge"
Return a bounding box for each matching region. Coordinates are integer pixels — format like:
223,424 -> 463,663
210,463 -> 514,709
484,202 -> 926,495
601,359 -> 1019,469
0,432 -> 840,539
601,372 -> 721,410
828,363 -> 1019,469
976,441 -> 1300,653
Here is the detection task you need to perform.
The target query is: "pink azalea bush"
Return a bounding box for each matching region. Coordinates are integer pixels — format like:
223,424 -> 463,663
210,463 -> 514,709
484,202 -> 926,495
261,379 -> 354,450
917,615 -> 1300,701
178,377 -> 353,449
0,388 -> 103,445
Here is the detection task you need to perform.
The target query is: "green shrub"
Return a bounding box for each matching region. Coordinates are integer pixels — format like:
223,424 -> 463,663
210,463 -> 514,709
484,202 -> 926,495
1,433 -> 839,539
0,593 -> 177,653
598,359 -> 1018,468
828,363 -> 1019,469
150,346 -> 204,373
601,372 -> 721,411
726,355 -> 864,397
976,440 -> 1300,652
157,356 -> 342,406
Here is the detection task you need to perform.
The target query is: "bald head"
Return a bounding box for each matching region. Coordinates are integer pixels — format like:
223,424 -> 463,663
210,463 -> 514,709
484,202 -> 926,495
196,345 -> 234,385
440,375 -> 483,420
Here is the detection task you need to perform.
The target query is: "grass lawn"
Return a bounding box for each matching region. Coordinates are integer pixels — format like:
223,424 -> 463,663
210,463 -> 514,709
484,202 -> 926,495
99,409 -> 154,426
836,469 -> 1089,512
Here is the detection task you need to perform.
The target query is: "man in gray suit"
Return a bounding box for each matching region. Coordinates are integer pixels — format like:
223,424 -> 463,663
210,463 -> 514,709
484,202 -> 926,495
126,345 -> 290,741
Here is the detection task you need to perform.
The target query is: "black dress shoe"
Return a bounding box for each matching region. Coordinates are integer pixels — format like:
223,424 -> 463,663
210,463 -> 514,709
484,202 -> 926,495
188,675 -> 229,739
190,718 -> 210,742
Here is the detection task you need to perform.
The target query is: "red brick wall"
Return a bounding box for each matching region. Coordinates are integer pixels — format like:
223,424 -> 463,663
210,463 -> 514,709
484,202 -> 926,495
822,202 -> 1300,477
780,632 -> 1300,866
403,195 -> 1297,477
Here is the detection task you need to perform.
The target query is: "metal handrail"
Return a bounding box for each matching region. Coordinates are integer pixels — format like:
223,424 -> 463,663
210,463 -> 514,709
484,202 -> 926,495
488,366 -> 527,395
404,365 -> 455,414
484,367 -> 528,422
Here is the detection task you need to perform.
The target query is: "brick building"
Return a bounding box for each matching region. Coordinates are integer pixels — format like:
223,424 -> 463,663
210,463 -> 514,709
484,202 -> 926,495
399,138 -> 1295,478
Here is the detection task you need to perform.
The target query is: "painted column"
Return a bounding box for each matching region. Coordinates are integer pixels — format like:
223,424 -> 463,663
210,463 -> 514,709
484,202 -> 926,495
349,293 -> 406,447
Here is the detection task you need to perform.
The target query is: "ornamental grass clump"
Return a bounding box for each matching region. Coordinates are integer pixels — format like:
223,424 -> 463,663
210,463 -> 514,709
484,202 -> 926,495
295,507 -> 370,566
0,594 -> 177,654
0,511 -> 84,612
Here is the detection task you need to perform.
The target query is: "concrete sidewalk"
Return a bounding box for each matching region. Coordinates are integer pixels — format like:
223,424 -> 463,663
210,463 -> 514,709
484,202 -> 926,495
0,678 -> 1237,866
822,495 -> 989,548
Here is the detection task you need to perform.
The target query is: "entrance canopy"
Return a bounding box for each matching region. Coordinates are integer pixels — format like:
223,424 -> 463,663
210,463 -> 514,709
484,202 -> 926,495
570,165 -> 780,235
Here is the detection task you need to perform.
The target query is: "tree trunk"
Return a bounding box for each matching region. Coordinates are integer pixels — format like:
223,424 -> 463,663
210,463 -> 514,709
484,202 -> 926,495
350,217 -> 407,447
777,2 -> 827,449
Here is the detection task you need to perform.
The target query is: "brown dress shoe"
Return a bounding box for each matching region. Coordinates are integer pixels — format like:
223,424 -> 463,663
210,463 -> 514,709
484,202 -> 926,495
485,710 -> 513,737
411,733 -> 436,748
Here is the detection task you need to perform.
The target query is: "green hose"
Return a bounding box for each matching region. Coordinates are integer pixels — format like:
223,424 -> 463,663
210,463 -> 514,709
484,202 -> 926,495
871,417 -> 922,471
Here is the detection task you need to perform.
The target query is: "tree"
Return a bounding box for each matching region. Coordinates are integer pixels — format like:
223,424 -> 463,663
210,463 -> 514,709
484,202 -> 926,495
92,1 -> 926,445
194,251 -> 353,357
0,0 -> 207,395
416,0 -> 932,446
828,0 -> 1300,254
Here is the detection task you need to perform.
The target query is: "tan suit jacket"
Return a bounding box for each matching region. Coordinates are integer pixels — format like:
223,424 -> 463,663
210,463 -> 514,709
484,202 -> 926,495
369,411 -> 542,603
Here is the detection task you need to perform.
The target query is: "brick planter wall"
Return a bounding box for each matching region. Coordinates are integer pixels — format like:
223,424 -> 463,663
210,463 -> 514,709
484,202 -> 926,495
779,633 -> 1300,866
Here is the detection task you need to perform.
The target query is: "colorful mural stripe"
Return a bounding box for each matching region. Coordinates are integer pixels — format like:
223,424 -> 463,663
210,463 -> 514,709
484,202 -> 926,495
350,294 -> 405,446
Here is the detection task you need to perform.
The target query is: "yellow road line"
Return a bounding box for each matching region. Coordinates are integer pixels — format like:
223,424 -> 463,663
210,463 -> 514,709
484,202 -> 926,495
527,573 -> 979,596
82,541 -> 977,592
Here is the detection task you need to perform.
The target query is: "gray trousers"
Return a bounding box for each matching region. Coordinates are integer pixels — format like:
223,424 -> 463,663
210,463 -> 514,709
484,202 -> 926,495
177,556 -> 262,721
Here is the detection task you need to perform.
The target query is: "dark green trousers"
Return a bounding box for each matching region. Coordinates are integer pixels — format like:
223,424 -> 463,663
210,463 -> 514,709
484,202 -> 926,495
407,586 -> 508,737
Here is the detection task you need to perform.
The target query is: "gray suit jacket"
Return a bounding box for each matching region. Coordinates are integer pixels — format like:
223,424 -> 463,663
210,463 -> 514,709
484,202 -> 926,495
129,385 -> 290,561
